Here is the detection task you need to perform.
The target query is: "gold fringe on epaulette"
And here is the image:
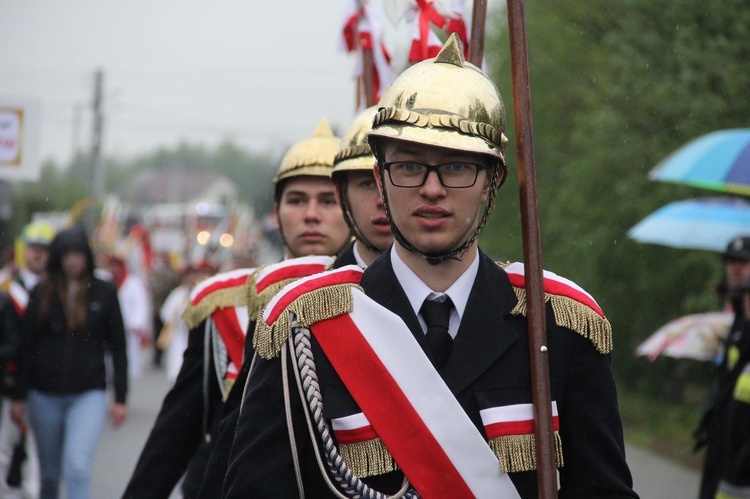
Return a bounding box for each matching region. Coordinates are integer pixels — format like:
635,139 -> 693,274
183,286 -> 249,330
253,283 -> 361,359
510,288 -> 613,354
489,431 -> 564,473
246,262 -> 338,321
338,438 -> 399,478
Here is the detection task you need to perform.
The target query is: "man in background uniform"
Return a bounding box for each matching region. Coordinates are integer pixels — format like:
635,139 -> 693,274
122,119 -> 351,499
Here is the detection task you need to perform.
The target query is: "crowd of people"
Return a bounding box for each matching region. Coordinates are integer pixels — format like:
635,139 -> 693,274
0,34 -> 747,499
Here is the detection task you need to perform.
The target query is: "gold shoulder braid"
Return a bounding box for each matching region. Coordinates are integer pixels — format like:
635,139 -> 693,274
183,277 -> 252,330
253,282 -> 362,360
246,262 -> 337,321
499,262 -> 613,354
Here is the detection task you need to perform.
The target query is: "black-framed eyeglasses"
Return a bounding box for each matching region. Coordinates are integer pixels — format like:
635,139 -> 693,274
382,161 -> 487,188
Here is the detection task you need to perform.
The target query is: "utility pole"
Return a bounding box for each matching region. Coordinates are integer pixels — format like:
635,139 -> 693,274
85,69 -> 104,231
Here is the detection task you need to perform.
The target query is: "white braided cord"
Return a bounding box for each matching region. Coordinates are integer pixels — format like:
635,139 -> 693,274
290,317 -> 417,499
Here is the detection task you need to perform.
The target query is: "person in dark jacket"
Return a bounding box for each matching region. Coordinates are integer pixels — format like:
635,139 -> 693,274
696,236 -> 750,499
10,227 -> 128,499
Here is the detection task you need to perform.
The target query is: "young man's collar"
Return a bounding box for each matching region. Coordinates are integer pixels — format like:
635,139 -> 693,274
390,244 -> 479,329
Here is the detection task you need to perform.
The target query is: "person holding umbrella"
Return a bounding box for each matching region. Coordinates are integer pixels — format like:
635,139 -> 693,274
696,236 -> 750,499
223,35 -> 636,498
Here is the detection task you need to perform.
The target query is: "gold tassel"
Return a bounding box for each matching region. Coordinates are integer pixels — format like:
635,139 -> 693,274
183,285 -> 249,330
510,288 -> 612,354
338,439 -> 399,478
253,284 -> 361,359
489,431 -> 564,473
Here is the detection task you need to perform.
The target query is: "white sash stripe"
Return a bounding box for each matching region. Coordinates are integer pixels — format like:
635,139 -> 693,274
480,402 -> 558,425
348,288 -> 520,499
331,412 -> 371,432
233,305 -> 249,336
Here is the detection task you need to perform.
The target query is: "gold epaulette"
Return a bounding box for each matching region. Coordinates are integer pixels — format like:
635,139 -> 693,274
500,262 -> 613,354
182,269 -> 255,329
253,267 -> 364,359
245,262 -> 336,322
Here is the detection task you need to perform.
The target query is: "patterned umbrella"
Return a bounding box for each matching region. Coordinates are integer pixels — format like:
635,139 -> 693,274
627,197 -> 750,252
635,311 -> 733,362
650,129 -> 750,196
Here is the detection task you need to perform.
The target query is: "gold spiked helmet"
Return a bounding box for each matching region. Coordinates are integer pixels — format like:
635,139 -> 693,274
332,105 -> 379,177
274,118 -> 342,186
368,33 -> 508,177
332,105 -> 384,253
368,34 -> 509,264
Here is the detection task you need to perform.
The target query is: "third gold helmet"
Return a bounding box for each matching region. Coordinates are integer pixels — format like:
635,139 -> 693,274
274,118 -> 342,186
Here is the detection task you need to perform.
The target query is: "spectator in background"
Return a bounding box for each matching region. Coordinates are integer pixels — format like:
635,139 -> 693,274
104,253 -> 152,378
149,251 -> 181,369
10,227 -> 128,499
0,221 -> 54,499
696,236 -> 750,498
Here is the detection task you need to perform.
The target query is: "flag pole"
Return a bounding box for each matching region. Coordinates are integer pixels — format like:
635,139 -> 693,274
506,0 -> 558,496
468,0 -> 487,66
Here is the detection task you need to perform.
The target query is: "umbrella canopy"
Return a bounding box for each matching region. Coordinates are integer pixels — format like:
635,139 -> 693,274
650,129 -> 750,196
635,311 -> 733,362
628,197 -> 750,252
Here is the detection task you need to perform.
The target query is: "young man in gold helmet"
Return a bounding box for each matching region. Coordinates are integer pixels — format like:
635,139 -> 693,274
224,35 -> 637,498
179,106 -> 395,498
122,119 -> 351,499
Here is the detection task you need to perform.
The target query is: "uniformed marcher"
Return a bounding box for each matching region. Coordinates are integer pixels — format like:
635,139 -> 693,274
189,106 -> 395,498
223,35 -> 638,498
121,119 -> 352,499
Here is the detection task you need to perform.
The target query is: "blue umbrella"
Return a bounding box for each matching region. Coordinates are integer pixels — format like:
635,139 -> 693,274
628,197 -> 750,252
650,129 -> 750,196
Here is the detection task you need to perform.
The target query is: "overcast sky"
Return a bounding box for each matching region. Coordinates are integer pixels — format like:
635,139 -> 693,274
1,0 -> 374,165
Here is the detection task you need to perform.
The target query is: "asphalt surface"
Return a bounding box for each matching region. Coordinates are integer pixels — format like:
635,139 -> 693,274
91,354 -> 701,498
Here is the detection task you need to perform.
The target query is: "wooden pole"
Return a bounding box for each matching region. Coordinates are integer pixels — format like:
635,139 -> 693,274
362,47 -> 376,107
506,0 -> 558,497
469,0 -> 487,66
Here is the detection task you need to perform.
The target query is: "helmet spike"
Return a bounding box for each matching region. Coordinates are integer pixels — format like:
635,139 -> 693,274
312,118 -> 334,138
434,33 -> 465,67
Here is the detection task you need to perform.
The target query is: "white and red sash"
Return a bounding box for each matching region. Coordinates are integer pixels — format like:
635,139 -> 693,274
307,283 -> 520,499
211,305 -> 249,381
253,256 -> 335,295
6,280 -> 29,317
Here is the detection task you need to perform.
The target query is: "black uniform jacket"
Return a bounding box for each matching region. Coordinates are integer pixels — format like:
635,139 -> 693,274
192,243 -> 360,498
223,249 -> 638,498
123,247 -> 360,499
122,318 -> 222,499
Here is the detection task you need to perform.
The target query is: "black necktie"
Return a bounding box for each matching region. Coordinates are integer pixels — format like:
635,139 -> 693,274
420,297 -> 454,369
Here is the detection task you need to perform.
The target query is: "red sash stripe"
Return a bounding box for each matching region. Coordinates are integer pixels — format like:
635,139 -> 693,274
256,263 -> 328,293
211,306 -> 247,369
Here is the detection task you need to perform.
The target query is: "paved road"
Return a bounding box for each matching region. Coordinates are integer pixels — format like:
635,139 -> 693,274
92,357 -> 701,498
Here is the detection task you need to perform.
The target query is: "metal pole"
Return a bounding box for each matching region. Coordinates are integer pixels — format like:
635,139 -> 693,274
506,0 -> 558,497
362,47 -> 376,107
